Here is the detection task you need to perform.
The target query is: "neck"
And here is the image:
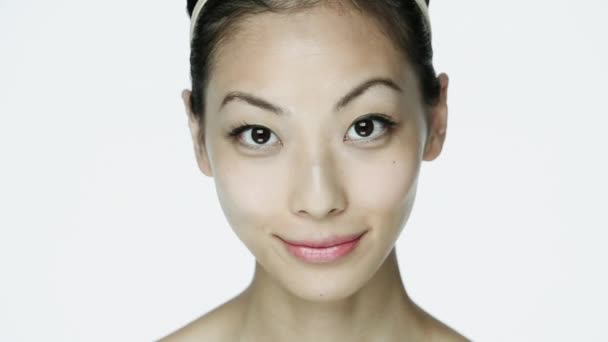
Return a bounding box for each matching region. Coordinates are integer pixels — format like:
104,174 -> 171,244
238,247 -> 429,342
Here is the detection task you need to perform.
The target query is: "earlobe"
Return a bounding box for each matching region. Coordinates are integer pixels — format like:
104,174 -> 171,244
181,89 -> 214,177
422,73 -> 449,161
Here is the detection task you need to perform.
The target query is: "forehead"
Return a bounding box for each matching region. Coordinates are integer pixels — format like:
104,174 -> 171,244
207,5 -> 417,112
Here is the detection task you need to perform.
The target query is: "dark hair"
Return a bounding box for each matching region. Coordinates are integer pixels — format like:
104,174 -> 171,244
185,0 -> 440,129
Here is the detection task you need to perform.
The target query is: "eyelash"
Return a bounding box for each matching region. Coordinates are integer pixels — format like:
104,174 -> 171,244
225,114 -> 399,151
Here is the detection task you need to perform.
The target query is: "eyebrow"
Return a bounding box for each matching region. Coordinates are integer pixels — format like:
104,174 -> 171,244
219,77 -> 403,116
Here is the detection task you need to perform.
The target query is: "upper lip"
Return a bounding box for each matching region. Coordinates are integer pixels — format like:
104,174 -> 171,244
277,231 -> 367,248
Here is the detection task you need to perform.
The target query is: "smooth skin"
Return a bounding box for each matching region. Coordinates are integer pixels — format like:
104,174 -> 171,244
161,2 -> 465,342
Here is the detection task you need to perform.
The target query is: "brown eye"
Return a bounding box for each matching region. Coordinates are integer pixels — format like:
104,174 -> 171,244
228,124 -> 280,150
345,114 -> 398,143
250,127 -> 272,144
354,119 -> 374,137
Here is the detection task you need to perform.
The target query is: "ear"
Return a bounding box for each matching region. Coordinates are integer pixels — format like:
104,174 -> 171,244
181,89 -> 213,177
423,73 -> 449,161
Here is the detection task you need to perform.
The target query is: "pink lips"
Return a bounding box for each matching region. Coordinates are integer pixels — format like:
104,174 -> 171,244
278,231 -> 367,264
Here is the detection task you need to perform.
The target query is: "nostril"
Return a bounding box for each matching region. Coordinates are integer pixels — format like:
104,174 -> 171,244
328,208 -> 345,217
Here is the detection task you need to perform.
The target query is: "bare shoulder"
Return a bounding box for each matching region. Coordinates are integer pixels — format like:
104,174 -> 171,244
156,292 -> 248,342
430,327 -> 471,342
412,302 -> 471,342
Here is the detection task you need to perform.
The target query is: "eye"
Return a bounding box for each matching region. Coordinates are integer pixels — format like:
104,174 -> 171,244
226,114 -> 399,152
226,121 -> 281,151
344,114 -> 398,144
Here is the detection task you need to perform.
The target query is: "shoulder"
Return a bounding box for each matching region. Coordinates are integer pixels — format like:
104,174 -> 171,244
413,302 -> 471,342
430,330 -> 471,342
156,292 -> 248,342
425,316 -> 471,342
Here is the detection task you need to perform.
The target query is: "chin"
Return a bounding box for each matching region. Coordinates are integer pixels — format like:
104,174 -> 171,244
281,272 -> 369,302
270,248 -> 387,303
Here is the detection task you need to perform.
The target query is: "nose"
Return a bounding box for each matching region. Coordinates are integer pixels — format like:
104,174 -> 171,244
288,157 -> 347,221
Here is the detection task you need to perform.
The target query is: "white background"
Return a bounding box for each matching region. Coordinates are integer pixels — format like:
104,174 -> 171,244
1,0 -> 607,341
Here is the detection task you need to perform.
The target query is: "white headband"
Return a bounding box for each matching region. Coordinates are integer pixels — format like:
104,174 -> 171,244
189,0 -> 431,41
189,0 -> 208,40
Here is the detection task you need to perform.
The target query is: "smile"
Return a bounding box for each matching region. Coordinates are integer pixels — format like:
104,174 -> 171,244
277,231 -> 367,264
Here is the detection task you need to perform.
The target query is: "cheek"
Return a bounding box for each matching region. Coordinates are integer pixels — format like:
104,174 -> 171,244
343,151 -> 420,262
213,161 -> 283,243
353,159 -> 418,212
348,140 -> 422,219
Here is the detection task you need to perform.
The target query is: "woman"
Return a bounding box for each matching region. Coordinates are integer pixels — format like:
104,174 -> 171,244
161,0 -> 466,340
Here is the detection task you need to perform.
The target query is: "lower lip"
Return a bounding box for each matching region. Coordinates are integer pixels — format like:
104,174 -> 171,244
282,234 -> 365,264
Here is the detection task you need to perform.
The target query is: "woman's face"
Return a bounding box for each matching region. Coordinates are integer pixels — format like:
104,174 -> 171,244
184,4 -> 447,301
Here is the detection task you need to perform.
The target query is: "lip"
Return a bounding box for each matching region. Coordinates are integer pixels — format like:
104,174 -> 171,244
277,231 -> 367,264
